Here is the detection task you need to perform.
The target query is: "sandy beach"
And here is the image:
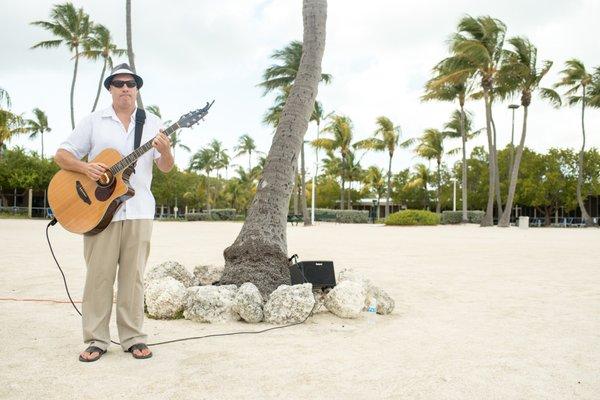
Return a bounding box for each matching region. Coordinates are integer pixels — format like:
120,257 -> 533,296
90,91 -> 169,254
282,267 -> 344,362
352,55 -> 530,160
0,219 -> 598,399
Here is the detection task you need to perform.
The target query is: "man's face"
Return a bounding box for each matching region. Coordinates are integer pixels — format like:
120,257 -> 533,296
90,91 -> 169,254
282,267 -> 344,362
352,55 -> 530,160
109,73 -> 138,109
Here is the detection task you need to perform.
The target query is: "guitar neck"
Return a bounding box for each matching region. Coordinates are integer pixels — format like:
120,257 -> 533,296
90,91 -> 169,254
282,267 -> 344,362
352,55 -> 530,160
109,122 -> 181,175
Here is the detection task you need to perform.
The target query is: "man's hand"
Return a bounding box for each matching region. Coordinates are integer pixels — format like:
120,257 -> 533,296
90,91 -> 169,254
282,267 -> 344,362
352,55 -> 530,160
152,130 -> 172,156
85,162 -> 108,181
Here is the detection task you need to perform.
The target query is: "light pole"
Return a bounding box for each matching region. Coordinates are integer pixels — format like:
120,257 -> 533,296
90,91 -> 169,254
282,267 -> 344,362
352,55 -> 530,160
508,104 -> 519,174
311,131 -> 320,225
450,178 -> 457,212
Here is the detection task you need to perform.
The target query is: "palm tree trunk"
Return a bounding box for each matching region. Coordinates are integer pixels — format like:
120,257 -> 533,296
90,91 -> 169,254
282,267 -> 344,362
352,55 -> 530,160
499,105 -> 528,227
436,158 -> 441,214
91,59 -> 107,112
347,181 -> 351,210
41,131 -> 44,160
69,47 -> 80,129
459,105 -> 468,223
481,88 -> 495,226
300,141 -> 311,225
340,172 -> 345,210
126,0 -> 144,109
248,150 -> 252,172
577,88 -> 592,225
221,0 -> 327,296
385,153 -> 392,218
206,173 -> 211,214
491,115 -> 503,218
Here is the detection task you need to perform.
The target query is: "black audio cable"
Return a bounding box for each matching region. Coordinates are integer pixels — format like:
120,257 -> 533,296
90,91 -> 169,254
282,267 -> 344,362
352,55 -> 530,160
45,220 -> 320,347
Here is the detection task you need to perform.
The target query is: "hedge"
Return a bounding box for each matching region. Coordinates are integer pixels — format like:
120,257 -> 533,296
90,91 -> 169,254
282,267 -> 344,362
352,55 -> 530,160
185,208 -> 237,221
314,208 -> 369,223
440,210 -> 485,224
385,209 -> 440,226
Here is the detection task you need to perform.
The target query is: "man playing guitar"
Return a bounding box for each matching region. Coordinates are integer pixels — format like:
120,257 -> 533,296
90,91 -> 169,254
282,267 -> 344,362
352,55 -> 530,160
54,63 -> 174,362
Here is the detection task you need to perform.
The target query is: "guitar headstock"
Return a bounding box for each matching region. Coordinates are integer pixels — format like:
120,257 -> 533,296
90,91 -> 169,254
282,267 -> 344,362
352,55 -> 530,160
177,100 -> 215,128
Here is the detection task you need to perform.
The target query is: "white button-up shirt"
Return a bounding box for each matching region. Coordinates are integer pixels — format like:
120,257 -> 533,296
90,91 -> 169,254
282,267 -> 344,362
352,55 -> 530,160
59,106 -> 162,221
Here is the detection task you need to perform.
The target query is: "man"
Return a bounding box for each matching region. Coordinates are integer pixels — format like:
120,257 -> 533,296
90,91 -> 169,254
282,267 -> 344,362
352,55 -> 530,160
54,63 -> 174,362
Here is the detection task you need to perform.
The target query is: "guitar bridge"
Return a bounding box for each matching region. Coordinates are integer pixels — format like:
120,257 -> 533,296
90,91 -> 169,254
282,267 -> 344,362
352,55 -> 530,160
76,181 -> 91,205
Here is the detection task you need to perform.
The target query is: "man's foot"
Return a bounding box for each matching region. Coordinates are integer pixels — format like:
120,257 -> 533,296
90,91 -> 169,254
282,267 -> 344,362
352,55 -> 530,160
78,346 -> 106,362
127,343 -> 152,359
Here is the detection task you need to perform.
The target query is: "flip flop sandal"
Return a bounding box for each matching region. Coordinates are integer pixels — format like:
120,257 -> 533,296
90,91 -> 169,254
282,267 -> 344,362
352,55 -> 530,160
78,346 -> 106,362
127,343 -> 152,359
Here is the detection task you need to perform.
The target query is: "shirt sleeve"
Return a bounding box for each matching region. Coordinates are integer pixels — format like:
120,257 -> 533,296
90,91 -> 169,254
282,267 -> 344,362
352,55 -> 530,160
58,115 -> 92,159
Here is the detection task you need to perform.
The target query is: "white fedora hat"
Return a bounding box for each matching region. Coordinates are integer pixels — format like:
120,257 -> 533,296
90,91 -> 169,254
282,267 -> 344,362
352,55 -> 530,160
103,63 -> 143,90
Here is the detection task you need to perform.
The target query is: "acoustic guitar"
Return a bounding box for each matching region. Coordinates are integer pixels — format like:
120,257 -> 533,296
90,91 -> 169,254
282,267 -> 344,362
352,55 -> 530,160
48,101 -> 214,235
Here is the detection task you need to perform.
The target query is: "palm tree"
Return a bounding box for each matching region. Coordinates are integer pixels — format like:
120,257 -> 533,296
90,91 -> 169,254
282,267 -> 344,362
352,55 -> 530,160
363,166 -> 386,219
312,115 -> 354,209
234,134 -> 261,172
414,128 -> 455,213
0,88 -> 23,159
354,116 -> 405,218
259,40 -> 331,94
406,163 -> 433,209
440,15 -> 507,226
125,0 -> 143,108
555,59 -> 595,225
81,24 -> 126,112
31,2 -> 92,129
423,56 -> 474,222
189,147 -> 216,213
146,105 -> 190,163
343,150 -> 363,210
208,139 -> 229,179
497,37 -> 561,227
23,108 -> 51,159
442,109 -> 481,215
221,0 -> 327,296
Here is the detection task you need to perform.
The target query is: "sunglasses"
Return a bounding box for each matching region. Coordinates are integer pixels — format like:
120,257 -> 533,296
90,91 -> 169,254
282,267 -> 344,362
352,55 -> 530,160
110,80 -> 137,88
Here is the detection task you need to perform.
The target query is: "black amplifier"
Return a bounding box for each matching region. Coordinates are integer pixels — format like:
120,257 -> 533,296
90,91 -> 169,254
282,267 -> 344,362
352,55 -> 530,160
289,261 -> 336,289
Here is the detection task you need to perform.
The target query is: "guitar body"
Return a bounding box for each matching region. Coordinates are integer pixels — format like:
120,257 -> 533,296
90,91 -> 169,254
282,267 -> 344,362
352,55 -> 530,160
48,148 -> 135,235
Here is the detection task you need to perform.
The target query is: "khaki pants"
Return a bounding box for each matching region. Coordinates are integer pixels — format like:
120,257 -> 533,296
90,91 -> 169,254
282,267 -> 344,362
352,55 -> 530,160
82,219 -> 152,351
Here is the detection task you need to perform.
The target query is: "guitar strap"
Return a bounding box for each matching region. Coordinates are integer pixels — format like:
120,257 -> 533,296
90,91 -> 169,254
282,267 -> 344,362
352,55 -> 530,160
134,108 -> 146,150
131,108 -> 146,171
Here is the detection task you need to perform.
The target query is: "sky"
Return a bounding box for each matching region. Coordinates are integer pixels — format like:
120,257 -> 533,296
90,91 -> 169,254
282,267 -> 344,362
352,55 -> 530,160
2,0 -> 600,178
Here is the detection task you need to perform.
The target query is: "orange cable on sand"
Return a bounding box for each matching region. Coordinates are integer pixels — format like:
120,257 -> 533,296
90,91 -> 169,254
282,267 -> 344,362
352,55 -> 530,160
0,297 -> 83,304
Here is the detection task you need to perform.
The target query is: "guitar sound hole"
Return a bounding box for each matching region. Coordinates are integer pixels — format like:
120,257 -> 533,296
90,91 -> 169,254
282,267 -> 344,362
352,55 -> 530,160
97,171 -> 114,187
95,175 -> 116,201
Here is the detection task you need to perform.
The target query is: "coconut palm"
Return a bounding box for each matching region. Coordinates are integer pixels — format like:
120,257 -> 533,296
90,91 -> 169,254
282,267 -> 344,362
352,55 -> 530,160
406,163 -> 433,209
496,37 -> 561,227
438,15 -> 507,225
189,147 -> 217,213
31,2 -> 92,129
23,108 -> 51,159
208,139 -> 229,178
146,104 -> 190,164
555,59 -> 595,225
0,89 -> 23,159
423,56 -> 475,222
363,166 -> 386,219
234,134 -> 261,172
312,115 -> 354,209
259,40 -> 331,94
125,0 -> 143,108
221,0 -> 327,296
81,24 -> 126,112
354,116 -> 407,218
414,128 -> 456,213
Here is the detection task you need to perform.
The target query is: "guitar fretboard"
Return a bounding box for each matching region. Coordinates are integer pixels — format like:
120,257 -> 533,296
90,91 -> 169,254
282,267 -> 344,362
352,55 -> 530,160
109,122 -> 180,175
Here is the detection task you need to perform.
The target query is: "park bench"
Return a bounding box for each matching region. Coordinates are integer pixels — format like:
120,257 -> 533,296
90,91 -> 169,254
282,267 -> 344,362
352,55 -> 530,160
287,214 -> 303,225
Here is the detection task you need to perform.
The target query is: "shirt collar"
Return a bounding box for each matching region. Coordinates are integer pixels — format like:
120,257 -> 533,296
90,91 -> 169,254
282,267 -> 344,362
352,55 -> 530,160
101,106 -> 137,122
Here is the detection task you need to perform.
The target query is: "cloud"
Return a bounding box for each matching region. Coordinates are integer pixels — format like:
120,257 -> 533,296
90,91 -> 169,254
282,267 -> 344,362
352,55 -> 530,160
2,0 -> 599,176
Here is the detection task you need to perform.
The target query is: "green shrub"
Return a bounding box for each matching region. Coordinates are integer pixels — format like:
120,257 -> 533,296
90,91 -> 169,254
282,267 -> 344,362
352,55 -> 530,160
441,210 -> 486,224
314,208 -> 369,224
210,208 -> 237,220
185,209 -> 236,221
385,209 -> 440,226
334,210 -> 369,223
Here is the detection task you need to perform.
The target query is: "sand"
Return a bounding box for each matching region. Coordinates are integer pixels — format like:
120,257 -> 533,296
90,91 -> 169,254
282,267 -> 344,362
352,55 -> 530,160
0,219 -> 598,399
